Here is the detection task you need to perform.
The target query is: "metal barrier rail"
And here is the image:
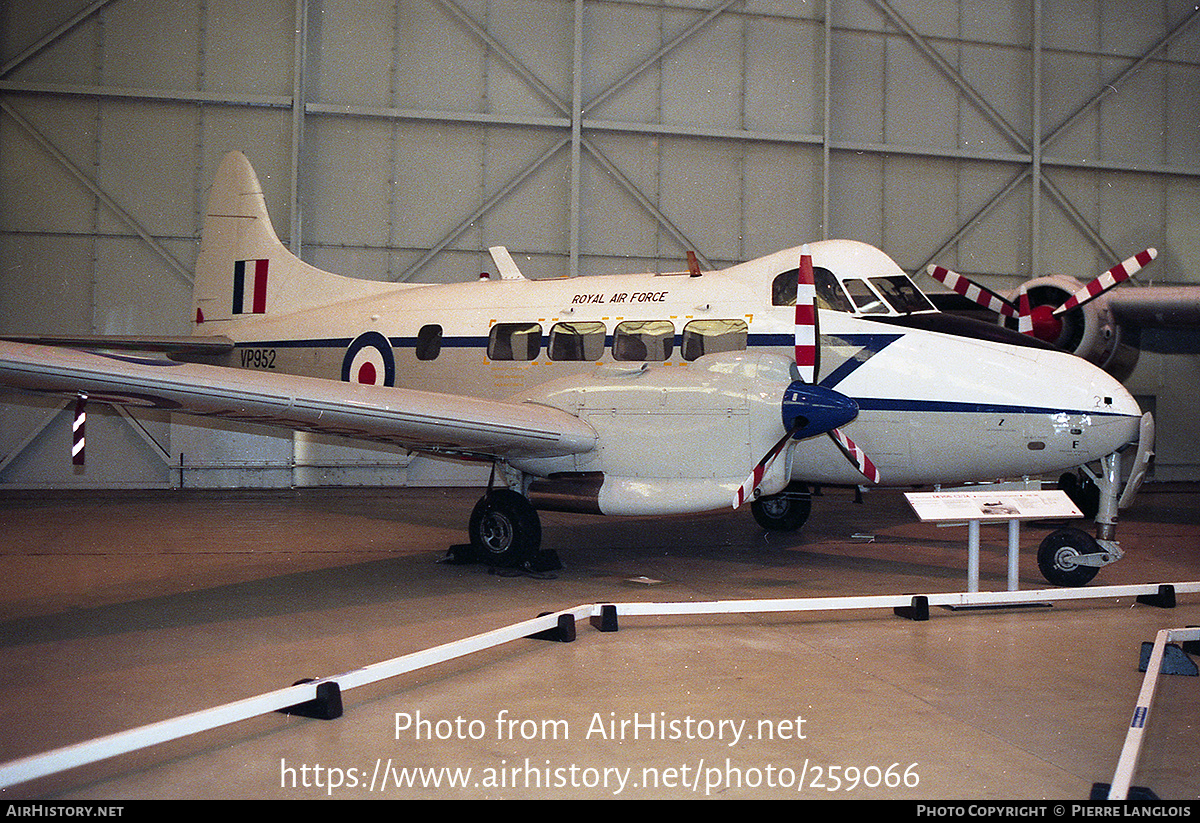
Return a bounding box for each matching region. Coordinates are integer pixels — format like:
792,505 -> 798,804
1105,626 -> 1200,801
1,581 -> 1196,791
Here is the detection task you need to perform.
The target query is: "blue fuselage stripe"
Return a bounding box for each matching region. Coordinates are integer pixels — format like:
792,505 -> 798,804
230,336 -> 1136,421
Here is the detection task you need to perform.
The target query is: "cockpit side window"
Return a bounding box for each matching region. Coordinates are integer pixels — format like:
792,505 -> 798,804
843,279 -> 888,314
870,275 -> 935,314
771,266 -> 853,313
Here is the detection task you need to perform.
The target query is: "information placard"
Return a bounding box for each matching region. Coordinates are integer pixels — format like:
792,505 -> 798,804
904,489 -> 1083,523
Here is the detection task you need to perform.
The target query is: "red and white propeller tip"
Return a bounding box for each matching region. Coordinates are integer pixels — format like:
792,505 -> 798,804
926,247 -> 1157,341
926,264 -> 1018,318
733,429 -> 793,509
831,428 -> 880,486
1053,247 -> 1156,315
794,246 -> 819,383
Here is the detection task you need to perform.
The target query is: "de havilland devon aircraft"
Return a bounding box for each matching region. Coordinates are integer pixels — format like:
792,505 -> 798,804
0,152 -> 1155,586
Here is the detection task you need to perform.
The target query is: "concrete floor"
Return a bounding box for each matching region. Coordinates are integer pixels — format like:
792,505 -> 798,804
0,483 -> 1196,800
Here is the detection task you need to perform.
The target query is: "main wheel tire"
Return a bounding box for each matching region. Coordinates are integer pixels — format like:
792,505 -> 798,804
750,483 -> 812,532
1037,526 -> 1101,587
469,489 -> 542,567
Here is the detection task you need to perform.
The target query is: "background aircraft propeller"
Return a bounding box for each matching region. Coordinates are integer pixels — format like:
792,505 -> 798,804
734,246 -> 880,509
926,248 -> 1157,345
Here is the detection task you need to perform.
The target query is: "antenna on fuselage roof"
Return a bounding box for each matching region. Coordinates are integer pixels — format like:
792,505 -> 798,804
687,251 -> 702,277
488,246 -> 527,280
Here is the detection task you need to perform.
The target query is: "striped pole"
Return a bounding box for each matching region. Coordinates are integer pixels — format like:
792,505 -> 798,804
72,394 -> 86,468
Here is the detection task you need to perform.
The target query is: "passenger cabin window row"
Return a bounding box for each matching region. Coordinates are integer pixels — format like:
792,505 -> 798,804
413,319 -> 750,363
488,319 -> 748,362
412,264 -> 933,363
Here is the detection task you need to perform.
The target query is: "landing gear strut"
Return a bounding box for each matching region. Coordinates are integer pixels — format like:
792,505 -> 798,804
1039,449 -> 1128,586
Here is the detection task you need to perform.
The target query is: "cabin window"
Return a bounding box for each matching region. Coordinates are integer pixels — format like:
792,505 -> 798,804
416,324 -> 442,360
548,321 -> 606,361
613,320 -> 674,361
488,322 -> 542,361
681,319 -> 748,361
771,266 -> 853,313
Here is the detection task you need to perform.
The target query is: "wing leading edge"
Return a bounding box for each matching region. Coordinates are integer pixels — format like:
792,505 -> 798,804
0,341 -> 597,460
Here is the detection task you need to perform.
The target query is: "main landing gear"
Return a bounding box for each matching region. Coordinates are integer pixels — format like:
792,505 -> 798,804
453,480 -> 561,573
750,482 -> 813,532
468,488 -> 542,568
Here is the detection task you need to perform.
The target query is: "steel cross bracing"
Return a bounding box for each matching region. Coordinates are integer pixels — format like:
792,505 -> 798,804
2,0 -> 1199,284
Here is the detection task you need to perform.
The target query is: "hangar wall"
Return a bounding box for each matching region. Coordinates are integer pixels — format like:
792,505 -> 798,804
1,0 -> 1198,488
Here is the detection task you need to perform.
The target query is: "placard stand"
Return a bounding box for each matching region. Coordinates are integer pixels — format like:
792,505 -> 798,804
904,489 -> 1084,593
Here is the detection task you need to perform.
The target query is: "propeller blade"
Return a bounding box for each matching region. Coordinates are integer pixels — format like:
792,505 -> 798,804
733,426 -> 797,509
829,428 -> 881,485
926,264 -> 1018,318
1053,248 -> 1157,315
1017,287 -> 1034,336
794,245 -> 818,383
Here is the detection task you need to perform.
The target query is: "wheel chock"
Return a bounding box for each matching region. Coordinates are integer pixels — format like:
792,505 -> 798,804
441,543 -> 479,564
521,549 -> 563,573
1184,627 -> 1200,657
1138,642 -> 1198,677
1091,783 -> 1159,800
528,613 -> 576,642
280,680 -> 344,720
591,604 -> 619,632
894,596 -> 929,621
1136,584 -> 1176,609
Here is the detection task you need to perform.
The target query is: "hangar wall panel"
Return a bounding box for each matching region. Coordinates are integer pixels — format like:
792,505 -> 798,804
1,0 -> 1199,489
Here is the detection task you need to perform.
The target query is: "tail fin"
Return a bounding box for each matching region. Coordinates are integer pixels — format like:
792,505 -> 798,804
192,152 -> 393,331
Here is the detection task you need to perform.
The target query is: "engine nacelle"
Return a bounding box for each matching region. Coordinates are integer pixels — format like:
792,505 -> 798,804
1008,275 -> 1141,381
512,352 -> 816,516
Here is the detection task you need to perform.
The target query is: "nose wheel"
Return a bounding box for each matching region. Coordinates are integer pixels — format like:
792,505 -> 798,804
1037,527 -> 1101,587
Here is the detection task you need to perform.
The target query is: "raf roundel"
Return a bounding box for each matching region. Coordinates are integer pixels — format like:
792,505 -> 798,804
342,332 -> 396,387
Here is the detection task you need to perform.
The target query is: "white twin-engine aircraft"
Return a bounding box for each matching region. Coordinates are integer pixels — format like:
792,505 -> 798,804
0,152 -> 1154,586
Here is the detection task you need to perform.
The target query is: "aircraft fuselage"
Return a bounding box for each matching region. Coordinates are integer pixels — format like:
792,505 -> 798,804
195,240 -> 1143,510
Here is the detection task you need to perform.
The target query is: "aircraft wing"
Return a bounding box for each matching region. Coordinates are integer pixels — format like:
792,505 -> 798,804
0,341 -> 597,460
0,334 -> 235,356
1107,286 -> 1200,328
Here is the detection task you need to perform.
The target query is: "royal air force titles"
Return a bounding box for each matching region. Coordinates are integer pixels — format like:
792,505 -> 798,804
571,291 -> 669,305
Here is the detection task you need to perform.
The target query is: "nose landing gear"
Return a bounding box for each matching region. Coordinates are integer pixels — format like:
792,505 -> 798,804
1038,415 -> 1152,586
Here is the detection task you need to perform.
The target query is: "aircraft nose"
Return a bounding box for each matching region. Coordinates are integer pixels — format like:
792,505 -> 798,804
1092,366 -> 1141,418
1084,364 -> 1143,450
